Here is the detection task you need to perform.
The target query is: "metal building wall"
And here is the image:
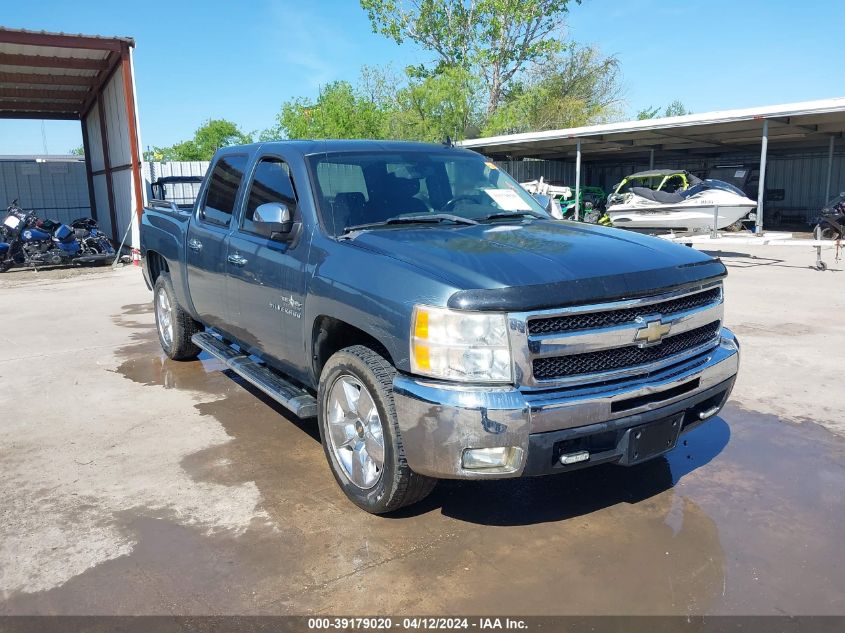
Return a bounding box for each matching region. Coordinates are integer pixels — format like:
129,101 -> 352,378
85,72 -> 122,242
584,151 -> 845,219
765,151 -> 845,210
0,157 -> 91,223
497,150 -> 845,222
494,159 -> 575,184
82,58 -> 144,249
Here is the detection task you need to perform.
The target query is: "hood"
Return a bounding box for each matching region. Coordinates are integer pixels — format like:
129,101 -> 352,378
345,219 -> 726,311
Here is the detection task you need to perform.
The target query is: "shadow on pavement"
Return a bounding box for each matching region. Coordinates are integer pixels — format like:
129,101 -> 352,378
391,417 -> 730,526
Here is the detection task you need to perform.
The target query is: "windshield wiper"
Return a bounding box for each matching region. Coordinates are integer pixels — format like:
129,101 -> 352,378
342,213 -> 479,234
480,211 -> 544,222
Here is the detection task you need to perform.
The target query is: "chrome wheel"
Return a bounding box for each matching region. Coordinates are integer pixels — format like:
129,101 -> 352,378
326,374 -> 384,490
156,289 -> 174,349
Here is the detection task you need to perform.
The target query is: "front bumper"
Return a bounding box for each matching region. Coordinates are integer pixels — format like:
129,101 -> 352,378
392,327 -> 739,479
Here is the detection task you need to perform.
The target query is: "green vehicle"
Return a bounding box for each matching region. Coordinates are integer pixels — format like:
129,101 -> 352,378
520,179 -> 610,225
610,169 -> 697,198
559,186 -> 610,225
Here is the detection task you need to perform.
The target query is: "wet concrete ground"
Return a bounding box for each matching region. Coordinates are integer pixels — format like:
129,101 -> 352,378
1,261 -> 844,615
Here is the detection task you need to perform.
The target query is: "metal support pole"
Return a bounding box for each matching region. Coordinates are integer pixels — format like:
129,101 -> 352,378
575,139 -> 582,222
825,136 -> 835,203
711,206 -> 719,239
649,148 -> 654,170
755,119 -> 769,234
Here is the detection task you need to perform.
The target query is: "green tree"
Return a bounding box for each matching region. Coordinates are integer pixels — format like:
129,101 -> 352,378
483,45 -> 622,134
146,119 -> 253,161
664,99 -> 690,117
392,66 -> 483,141
69,145 -> 85,156
360,0 -> 579,115
637,100 -> 691,120
636,105 -> 660,120
262,80 -> 390,140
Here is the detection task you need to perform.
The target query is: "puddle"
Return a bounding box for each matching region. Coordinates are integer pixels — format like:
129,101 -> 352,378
12,303 -> 840,615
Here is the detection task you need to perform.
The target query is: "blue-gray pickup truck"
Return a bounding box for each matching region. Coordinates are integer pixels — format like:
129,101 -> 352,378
140,140 -> 739,513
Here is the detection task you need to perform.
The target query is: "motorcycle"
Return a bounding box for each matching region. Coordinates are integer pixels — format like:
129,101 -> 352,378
0,200 -> 115,272
69,216 -> 116,257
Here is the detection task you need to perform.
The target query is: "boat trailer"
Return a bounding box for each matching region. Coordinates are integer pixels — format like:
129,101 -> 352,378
657,231 -> 842,271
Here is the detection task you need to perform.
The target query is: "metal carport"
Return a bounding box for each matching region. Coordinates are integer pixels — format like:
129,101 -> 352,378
0,27 -> 144,249
460,98 -> 845,231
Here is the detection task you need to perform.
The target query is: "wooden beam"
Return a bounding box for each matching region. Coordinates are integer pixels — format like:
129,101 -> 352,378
650,129 -> 733,148
0,100 -> 82,113
92,163 -> 132,176
0,71 -> 94,86
770,116 -> 819,134
0,87 -> 88,100
0,29 -> 127,52
0,53 -> 108,71
97,90 -> 119,242
79,52 -> 120,120
121,46 -> 145,237
0,110 -> 79,120
596,135 -> 635,147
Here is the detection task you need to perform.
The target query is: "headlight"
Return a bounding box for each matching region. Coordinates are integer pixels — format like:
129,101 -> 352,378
410,305 -> 512,383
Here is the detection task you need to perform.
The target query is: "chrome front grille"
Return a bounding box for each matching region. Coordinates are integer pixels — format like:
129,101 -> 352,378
532,320 -> 721,381
527,286 -> 722,335
508,282 -> 724,389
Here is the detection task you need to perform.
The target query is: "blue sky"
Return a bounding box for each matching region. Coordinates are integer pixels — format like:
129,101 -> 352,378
2,0 -> 844,155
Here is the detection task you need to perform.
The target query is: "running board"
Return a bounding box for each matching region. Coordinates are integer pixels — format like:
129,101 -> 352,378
191,332 -> 318,418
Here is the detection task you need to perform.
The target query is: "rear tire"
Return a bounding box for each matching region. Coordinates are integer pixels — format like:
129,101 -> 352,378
153,272 -> 202,360
317,345 -> 436,514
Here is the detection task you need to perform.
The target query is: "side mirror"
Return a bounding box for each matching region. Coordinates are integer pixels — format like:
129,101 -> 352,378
254,201 -> 293,240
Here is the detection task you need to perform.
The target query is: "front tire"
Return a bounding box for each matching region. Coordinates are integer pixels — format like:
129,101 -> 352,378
317,345 -> 436,514
153,273 -> 202,360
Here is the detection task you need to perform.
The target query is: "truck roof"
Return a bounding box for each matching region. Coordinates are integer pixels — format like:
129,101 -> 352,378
215,139 -> 481,158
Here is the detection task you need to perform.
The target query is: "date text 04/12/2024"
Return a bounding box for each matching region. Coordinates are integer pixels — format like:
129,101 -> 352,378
306,617 -> 529,630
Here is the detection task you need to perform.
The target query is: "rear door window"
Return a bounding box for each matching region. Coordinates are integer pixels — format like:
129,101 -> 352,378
200,155 -> 248,227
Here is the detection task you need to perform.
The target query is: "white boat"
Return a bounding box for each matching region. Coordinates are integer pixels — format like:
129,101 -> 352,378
606,171 -> 757,233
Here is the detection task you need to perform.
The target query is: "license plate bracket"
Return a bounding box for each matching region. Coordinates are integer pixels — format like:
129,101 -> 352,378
627,414 -> 684,464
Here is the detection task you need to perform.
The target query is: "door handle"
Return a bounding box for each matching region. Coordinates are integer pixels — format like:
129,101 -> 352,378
188,238 -> 203,252
227,253 -> 248,267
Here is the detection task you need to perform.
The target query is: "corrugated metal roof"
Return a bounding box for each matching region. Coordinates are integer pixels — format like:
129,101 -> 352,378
0,42 -> 112,59
0,27 -> 133,119
0,154 -> 84,161
460,97 -> 845,158
0,27 -> 134,48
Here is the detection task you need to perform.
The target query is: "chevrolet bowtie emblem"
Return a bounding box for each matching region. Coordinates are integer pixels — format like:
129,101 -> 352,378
635,318 -> 671,345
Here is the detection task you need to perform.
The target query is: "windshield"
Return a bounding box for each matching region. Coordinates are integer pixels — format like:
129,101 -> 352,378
308,151 -> 549,235
683,179 -> 747,198
616,173 -> 688,194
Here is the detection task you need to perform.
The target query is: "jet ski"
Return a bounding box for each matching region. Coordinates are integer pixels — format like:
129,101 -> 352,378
606,171 -> 757,233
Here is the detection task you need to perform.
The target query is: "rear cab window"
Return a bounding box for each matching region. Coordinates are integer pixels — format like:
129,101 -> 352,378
199,154 -> 248,227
